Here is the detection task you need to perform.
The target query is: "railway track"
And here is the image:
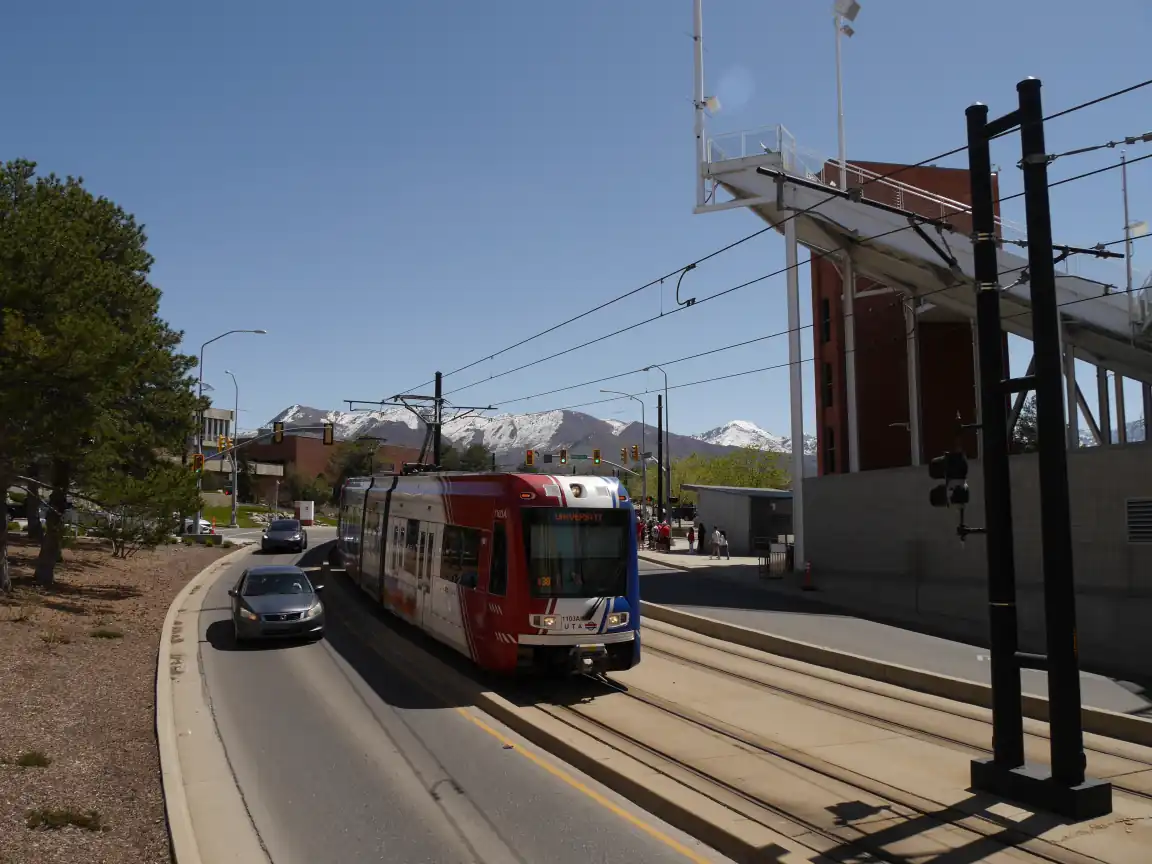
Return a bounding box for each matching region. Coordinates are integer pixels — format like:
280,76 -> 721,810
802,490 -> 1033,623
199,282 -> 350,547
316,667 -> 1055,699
639,625 -> 1152,804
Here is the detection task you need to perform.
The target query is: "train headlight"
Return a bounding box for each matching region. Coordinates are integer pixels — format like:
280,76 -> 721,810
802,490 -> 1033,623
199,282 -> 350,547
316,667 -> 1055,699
607,612 -> 630,628
531,614 -> 558,629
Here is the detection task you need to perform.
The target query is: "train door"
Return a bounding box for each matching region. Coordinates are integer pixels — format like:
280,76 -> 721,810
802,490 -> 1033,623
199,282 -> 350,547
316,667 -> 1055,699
413,523 -> 431,630
433,526 -> 469,654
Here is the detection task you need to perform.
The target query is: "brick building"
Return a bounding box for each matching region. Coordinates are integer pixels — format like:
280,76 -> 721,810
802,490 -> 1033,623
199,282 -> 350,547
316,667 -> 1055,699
241,434 -> 423,487
811,161 -> 1002,475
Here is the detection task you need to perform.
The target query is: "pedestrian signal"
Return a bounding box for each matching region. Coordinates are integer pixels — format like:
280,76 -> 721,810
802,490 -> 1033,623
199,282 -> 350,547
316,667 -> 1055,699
559,449 -> 568,465
323,423 -> 335,446
525,449 -> 535,467
273,422 -> 284,444
593,449 -> 601,465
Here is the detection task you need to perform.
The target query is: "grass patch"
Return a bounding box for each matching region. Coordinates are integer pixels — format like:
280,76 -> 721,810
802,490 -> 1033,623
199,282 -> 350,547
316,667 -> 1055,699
7,520 -> 20,531
202,504 -> 265,529
39,631 -> 71,646
25,807 -> 106,832
16,750 -> 51,767
89,626 -> 123,639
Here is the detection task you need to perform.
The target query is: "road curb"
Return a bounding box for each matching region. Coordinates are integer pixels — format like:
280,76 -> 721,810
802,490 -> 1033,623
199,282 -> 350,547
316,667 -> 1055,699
639,601 -> 1152,748
155,544 -> 256,864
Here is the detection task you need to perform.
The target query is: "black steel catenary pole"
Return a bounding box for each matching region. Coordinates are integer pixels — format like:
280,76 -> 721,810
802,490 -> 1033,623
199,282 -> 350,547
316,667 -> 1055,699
656,394 -> 664,522
966,101 -> 1026,769
1016,77 -> 1087,786
433,371 -> 443,468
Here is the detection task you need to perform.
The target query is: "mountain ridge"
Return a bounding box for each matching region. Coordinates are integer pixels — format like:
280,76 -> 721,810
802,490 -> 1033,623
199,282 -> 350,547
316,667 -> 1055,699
262,404 -> 819,474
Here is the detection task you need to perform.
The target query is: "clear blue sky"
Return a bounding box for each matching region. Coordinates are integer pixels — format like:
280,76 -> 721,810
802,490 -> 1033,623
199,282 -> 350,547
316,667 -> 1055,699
6,0 -> 1150,437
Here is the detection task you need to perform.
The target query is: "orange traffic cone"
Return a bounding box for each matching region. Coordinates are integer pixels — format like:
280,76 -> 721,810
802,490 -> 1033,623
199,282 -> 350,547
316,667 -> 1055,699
801,561 -> 816,591
210,518 -> 216,536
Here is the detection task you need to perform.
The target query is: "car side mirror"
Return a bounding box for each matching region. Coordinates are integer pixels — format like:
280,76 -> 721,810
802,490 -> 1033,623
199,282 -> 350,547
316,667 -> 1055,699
227,589 -> 236,597
313,584 -> 325,593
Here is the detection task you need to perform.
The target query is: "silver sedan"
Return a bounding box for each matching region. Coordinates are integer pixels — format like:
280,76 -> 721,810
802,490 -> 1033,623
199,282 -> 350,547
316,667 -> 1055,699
228,565 -> 325,643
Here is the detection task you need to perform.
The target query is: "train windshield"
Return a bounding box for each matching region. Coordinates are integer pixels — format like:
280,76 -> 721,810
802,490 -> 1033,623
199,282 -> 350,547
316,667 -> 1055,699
523,508 -> 630,598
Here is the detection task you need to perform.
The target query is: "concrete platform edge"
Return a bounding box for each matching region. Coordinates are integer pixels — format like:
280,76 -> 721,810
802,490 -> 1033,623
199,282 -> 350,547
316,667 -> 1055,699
639,601 -> 1152,748
156,544 -> 256,864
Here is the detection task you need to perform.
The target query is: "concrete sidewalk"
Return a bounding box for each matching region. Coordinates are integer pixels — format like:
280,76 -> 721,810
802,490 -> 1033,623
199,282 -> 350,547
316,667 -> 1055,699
637,545 -> 1152,718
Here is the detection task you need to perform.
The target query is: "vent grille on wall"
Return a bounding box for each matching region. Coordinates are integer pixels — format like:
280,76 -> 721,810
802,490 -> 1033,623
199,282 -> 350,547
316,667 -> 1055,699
1127,498 -> 1152,544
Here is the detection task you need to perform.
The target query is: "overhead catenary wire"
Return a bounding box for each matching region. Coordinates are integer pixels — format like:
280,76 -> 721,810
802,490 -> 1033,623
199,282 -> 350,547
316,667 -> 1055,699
503,273 -> 1152,425
446,142 -> 1151,402
493,248 -> 1152,421
394,75 -> 1152,398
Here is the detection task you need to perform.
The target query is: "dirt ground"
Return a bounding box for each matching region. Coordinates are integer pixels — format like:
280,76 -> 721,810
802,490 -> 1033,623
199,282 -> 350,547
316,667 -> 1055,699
0,536 -> 229,864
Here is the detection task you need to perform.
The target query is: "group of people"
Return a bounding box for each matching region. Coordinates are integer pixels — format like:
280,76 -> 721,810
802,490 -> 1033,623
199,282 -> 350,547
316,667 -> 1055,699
636,514 -> 731,560
687,524 -> 730,560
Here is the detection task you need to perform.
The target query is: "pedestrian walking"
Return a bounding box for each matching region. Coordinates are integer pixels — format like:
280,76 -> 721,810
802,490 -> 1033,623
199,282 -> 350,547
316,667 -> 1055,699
710,526 -> 722,559
697,524 -> 707,556
719,529 -> 730,560
686,525 -> 695,554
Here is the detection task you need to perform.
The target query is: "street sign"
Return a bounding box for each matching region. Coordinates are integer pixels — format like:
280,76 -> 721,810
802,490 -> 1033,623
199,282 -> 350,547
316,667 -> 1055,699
571,454 -> 589,461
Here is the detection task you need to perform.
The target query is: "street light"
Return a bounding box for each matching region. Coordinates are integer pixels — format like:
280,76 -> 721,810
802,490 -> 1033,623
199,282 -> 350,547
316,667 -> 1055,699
833,0 -> 860,192
223,370 -> 240,528
643,365 -> 671,522
197,329 -> 267,534
601,390 -> 646,510
357,435 -> 389,474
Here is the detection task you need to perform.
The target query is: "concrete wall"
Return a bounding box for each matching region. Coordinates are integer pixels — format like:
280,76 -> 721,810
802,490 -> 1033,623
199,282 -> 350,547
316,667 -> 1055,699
694,491 -> 751,556
802,442 -> 1152,678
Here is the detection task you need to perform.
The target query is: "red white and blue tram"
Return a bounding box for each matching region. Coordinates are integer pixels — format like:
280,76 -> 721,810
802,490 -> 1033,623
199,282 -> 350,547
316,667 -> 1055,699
336,471 -> 641,675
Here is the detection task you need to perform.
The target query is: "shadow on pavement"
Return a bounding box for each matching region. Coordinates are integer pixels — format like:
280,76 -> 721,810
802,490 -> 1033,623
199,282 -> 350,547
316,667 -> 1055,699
640,569 -> 851,618
204,619 -> 320,652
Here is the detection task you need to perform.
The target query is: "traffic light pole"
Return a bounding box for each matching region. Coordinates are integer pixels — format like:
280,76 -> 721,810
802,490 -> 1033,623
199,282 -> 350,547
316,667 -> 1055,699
964,79 -> 1110,820
966,101 -> 1026,772
433,371 -> 443,468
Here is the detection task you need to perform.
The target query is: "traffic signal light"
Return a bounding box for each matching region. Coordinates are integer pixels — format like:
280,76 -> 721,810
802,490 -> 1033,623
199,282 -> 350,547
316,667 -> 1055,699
593,449 -> 601,465
620,447 -> 627,463
273,421 -> 284,444
559,448 -> 568,465
631,445 -> 640,461
192,454 -> 205,474
928,451 -> 970,508
217,434 -> 225,451
525,449 -> 535,467
323,423 -> 335,446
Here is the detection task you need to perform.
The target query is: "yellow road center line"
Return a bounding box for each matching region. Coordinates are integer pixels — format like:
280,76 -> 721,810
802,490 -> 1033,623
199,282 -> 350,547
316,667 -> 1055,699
454,707 -> 715,864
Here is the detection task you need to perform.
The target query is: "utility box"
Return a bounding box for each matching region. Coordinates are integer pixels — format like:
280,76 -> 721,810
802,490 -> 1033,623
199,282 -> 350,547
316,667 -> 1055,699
294,500 -> 315,526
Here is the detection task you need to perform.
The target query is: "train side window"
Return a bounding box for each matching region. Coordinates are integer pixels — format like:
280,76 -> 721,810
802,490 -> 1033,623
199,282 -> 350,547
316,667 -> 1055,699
458,527 -> 480,589
488,524 -> 507,596
440,525 -> 461,583
405,519 -> 419,573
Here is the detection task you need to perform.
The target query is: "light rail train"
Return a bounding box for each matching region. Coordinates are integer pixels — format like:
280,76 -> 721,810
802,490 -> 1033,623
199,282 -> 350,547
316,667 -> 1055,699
336,471 -> 641,675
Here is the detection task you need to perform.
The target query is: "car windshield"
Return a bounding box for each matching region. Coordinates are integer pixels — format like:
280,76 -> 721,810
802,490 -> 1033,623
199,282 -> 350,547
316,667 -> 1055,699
523,507 -> 630,598
242,571 -> 312,596
269,520 -> 300,532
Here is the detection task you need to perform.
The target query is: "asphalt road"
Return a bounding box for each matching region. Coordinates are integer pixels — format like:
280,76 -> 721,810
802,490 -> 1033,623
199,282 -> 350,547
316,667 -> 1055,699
197,534 -> 732,864
638,559 -> 1152,717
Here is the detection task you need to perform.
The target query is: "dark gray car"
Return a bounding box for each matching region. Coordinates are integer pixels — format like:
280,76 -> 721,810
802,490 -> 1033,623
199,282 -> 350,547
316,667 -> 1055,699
228,565 -> 325,642
261,518 -> 309,553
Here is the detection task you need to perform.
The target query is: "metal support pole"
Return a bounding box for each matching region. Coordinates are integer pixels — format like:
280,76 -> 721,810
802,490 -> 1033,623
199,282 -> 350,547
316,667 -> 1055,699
1144,385 -> 1152,440
1061,318 -> 1080,450
834,12 -> 847,192
433,371 -> 443,467
196,348 -> 205,535
1017,77 -> 1086,787
1115,374 -> 1128,443
1097,367 -> 1112,446
971,318 -> 984,461
692,0 -> 706,209
656,395 -> 664,522
785,219 -> 806,568
905,296 -> 922,466
226,370 -> 239,527
843,256 -> 860,471
965,101 -> 1026,770
1008,356 -> 1036,435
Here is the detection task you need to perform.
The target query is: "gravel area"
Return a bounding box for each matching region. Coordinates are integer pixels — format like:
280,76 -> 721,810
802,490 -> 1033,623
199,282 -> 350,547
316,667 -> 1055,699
0,536 -> 228,864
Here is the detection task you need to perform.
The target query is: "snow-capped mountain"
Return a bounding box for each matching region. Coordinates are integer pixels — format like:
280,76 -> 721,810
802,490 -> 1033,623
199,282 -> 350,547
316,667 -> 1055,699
264,405 -> 818,473
694,420 -> 817,456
